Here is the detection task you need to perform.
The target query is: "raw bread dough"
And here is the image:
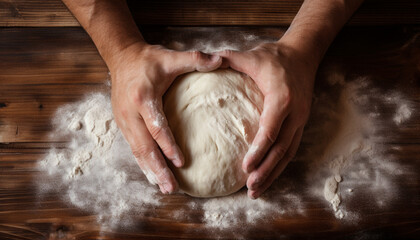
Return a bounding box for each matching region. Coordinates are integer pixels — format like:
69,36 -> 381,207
163,69 -> 264,197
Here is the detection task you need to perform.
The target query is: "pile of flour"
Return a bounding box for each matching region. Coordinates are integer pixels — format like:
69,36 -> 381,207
37,31 -> 414,233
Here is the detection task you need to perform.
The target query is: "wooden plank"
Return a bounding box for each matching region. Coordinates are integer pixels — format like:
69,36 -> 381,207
1,26 -> 419,144
0,28 -> 108,143
1,0 -> 420,27
0,0 -> 78,27
0,154 -> 419,239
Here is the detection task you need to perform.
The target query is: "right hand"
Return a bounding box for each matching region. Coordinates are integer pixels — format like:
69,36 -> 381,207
109,42 -> 222,194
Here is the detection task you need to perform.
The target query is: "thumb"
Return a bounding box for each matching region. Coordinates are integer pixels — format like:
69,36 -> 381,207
170,51 -> 223,75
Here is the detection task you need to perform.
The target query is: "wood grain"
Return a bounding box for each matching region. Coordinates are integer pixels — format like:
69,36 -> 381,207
1,0 -> 420,27
0,26 -> 419,239
0,28 -> 108,143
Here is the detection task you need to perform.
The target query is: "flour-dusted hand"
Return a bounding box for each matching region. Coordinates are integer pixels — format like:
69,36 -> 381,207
110,43 -> 222,193
61,0 -> 224,194
216,41 -> 316,199
213,0 -> 364,199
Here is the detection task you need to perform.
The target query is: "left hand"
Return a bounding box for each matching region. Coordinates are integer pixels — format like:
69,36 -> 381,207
216,41 -> 318,199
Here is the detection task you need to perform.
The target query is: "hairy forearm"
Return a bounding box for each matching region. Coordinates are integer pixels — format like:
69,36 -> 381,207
280,0 -> 364,65
62,0 -> 146,69
64,0 -> 363,71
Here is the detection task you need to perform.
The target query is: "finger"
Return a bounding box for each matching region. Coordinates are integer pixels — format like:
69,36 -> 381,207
139,99 -> 184,168
248,127 -> 304,199
124,116 -> 178,194
243,94 -> 290,173
166,50 -> 223,75
247,119 -> 296,191
214,49 -> 253,75
219,56 -> 231,69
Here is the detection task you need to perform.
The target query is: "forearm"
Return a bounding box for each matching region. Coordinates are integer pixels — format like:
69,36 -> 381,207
280,0 -> 364,66
62,0 -> 146,69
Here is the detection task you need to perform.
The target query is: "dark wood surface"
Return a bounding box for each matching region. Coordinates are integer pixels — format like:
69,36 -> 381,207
1,0 -> 420,27
1,1 -> 420,239
0,25 -> 419,240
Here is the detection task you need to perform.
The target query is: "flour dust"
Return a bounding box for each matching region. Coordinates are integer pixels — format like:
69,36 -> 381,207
37,30 -> 414,233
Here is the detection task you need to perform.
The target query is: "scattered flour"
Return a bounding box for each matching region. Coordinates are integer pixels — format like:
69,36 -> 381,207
36,30 -> 414,233
382,92 -> 413,125
202,186 -> 304,230
394,103 -> 412,125
37,93 -> 160,228
301,75 -> 413,220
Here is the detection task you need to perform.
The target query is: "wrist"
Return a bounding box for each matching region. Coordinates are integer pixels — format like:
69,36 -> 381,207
275,36 -> 320,76
106,40 -> 150,75
278,27 -> 331,68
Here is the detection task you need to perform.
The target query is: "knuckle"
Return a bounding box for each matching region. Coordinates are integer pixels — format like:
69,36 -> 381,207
150,44 -> 164,51
263,126 -> 278,144
149,127 -> 176,157
128,88 -> 144,105
131,144 -> 154,160
255,171 -> 270,184
149,125 -> 164,140
155,168 -> 169,182
221,49 -> 234,57
161,144 -> 177,160
190,51 -> 203,62
272,145 -> 287,160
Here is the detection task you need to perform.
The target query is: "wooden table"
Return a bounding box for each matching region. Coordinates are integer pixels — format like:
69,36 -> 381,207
1,1 -> 419,239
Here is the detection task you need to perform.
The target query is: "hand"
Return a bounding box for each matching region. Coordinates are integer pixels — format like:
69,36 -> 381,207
110,42 -> 222,194
217,41 -> 317,199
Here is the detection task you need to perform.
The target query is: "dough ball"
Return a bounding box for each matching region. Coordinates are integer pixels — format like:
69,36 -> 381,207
163,69 -> 263,197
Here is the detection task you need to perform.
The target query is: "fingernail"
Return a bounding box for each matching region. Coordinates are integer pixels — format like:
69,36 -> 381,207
174,148 -> 184,167
159,184 -> 168,194
163,182 -> 174,194
172,155 -> 182,168
248,190 -> 258,200
247,145 -> 259,156
243,162 -> 254,174
174,158 -> 182,168
209,55 -> 220,62
242,158 -> 251,173
243,145 -> 258,173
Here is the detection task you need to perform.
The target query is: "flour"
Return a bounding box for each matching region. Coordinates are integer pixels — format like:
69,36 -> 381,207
200,183 -> 304,233
38,93 -> 160,229
146,99 -> 166,128
394,103 -> 412,125
37,75 -> 412,231
36,30 -> 414,233
324,176 -> 338,202
301,75 -> 413,220
204,186 -> 303,228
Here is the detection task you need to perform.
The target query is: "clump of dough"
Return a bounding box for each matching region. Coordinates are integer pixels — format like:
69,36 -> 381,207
164,69 -> 263,197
